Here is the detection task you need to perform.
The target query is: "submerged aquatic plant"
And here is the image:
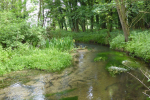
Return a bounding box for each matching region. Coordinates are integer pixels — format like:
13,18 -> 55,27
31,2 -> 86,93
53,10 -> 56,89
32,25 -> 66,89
108,66 -> 128,75
94,57 -> 106,62
94,51 -> 140,76
108,66 -> 128,72
122,60 -> 140,70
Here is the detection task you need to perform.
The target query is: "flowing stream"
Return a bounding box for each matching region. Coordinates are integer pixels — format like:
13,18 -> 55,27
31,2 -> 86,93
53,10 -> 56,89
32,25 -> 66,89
0,43 -> 149,100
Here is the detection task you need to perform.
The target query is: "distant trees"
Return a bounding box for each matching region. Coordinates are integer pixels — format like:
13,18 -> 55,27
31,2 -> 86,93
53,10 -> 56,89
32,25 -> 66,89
42,0 -> 150,41
0,0 -> 150,42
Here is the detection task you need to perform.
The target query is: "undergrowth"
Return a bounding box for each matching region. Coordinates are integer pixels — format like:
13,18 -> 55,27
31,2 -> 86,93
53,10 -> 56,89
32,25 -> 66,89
47,29 -> 150,62
110,30 -> 150,62
0,37 -> 74,76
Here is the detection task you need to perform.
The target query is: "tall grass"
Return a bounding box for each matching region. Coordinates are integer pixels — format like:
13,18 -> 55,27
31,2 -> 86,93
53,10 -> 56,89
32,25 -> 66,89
46,37 -> 75,51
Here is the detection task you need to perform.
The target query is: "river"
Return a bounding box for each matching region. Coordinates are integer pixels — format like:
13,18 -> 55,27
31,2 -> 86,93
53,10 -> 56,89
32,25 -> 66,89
0,43 -> 148,100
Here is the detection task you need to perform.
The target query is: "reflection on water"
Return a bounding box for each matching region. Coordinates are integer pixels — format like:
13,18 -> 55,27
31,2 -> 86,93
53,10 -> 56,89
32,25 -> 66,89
0,43 -> 149,100
87,86 -> 93,100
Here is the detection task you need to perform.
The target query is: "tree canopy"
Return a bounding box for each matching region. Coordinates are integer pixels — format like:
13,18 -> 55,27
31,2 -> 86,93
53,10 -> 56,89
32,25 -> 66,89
0,0 -> 150,41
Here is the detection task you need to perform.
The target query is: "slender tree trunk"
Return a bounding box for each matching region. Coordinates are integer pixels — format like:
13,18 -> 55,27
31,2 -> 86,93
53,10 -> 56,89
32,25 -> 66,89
42,0 -> 45,27
101,15 -> 107,29
38,0 -> 41,26
115,0 -> 130,42
80,1 -> 86,32
109,9 -> 113,32
81,19 -> 86,32
63,17 -> 67,31
96,14 -> 100,30
91,15 -> 94,31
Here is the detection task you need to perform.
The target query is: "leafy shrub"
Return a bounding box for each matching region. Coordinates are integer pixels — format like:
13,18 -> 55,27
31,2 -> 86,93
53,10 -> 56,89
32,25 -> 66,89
126,31 -> 150,61
0,11 -> 46,48
110,34 -> 126,50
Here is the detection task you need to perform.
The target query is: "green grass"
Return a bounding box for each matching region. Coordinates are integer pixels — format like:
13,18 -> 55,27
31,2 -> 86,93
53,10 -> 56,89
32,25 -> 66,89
0,37 -> 75,76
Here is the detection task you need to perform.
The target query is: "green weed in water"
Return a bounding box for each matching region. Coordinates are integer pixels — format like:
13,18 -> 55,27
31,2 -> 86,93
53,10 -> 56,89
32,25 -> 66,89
94,57 -> 106,62
94,51 -> 140,76
45,88 -> 77,97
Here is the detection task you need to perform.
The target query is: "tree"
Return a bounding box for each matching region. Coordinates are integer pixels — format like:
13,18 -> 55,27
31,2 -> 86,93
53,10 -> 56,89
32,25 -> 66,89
115,0 -> 130,42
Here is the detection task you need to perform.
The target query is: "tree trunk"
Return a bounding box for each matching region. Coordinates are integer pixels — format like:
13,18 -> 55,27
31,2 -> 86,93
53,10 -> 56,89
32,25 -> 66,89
38,0 -> 41,26
115,0 -> 130,42
91,15 -> 94,31
81,19 -> 86,32
101,14 -> 107,29
109,9 -> 113,32
96,14 -> 100,30
42,0 -> 44,27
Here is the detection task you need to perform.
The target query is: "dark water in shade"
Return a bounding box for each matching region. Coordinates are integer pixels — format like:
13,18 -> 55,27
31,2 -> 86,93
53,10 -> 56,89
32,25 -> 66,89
0,43 -> 149,100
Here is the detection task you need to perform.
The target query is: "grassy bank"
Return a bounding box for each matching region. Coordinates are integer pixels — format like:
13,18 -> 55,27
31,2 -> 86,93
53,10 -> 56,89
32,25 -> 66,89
48,29 -> 150,62
0,37 -> 75,76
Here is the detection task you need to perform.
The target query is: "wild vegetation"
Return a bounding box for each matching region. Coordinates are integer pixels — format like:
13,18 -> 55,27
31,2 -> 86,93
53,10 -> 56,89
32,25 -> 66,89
0,0 -> 150,97
0,37 -> 74,76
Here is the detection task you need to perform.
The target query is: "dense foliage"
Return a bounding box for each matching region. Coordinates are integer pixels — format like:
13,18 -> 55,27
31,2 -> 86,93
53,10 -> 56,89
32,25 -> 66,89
0,11 -> 46,48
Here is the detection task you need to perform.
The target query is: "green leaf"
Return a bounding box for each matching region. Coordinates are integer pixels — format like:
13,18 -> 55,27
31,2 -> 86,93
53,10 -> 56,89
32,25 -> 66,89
147,79 -> 150,82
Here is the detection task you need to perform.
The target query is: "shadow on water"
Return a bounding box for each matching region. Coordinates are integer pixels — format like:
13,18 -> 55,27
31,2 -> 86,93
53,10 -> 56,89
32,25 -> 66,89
0,43 -> 149,100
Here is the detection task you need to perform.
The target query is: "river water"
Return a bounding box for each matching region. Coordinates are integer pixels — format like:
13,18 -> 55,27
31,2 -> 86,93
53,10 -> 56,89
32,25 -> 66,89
0,43 -> 148,100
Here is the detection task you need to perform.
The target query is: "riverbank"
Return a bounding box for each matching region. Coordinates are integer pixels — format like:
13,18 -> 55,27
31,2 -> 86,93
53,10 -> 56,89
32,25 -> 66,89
0,37 -> 75,76
48,29 -> 150,63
